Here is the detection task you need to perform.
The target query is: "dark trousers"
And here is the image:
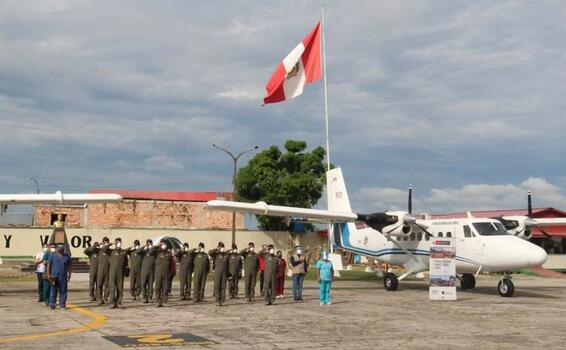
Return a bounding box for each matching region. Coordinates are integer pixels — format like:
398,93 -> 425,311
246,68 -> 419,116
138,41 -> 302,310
264,273 -> 276,305
259,270 -> 265,294
36,272 -> 44,301
50,275 -> 68,308
292,273 -> 305,300
130,267 -> 141,297
244,271 -> 257,300
43,279 -> 51,305
154,273 -> 169,306
229,274 -> 240,298
213,271 -> 227,303
179,268 -> 193,299
140,270 -> 154,301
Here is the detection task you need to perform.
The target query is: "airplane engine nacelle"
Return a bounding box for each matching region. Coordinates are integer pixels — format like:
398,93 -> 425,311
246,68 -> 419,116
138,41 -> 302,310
500,216 -> 532,240
383,223 -> 413,237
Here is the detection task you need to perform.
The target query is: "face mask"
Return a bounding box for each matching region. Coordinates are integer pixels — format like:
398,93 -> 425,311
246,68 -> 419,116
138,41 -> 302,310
148,244 -> 153,248
296,249 -> 303,255
161,244 -> 167,250
134,245 -> 140,249
184,247 -> 189,252
220,247 -> 225,253
233,249 -> 238,254
50,248 -> 56,253
43,248 -> 48,252
200,247 -> 204,253
268,249 -> 274,254
116,242 -> 122,248
249,247 -> 254,252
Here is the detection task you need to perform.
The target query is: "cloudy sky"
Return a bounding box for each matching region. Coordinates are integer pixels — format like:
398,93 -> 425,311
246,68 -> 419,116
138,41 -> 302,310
1,0 -> 565,214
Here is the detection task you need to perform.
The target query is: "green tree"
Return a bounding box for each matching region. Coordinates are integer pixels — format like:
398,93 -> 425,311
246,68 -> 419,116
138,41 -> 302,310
236,140 -> 329,230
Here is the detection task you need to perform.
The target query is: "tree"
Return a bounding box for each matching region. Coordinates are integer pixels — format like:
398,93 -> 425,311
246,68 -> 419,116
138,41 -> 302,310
236,140 -> 329,230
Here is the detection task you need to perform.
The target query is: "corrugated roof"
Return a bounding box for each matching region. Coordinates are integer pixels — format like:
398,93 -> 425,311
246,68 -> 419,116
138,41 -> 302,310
432,207 -> 566,219
89,190 -> 233,202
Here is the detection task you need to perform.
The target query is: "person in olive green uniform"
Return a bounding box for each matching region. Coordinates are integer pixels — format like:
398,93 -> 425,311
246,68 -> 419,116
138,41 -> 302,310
96,237 -> 111,305
138,239 -> 156,303
240,242 -> 260,302
108,238 -> 129,309
177,242 -> 196,301
128,240 -> 143,300
228,244 -> 242,299
209,241 -> 230,306
154,241 -> 173,307
83,241 -> 100,301
259,244 -> 279,305
192,242 -> 210,302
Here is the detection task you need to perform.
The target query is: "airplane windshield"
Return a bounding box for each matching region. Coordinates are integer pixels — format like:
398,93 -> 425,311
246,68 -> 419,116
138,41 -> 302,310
472,222 -> 509,236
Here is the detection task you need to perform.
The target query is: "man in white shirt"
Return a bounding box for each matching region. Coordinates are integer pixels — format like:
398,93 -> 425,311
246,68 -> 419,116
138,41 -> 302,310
35,244 -> 48,302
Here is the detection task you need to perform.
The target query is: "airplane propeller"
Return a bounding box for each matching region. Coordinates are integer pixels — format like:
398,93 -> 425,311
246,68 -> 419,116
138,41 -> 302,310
494,191 -> 552,239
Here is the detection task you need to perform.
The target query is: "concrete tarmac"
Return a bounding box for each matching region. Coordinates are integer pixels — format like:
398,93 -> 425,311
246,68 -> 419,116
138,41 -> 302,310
1,274 -> 565,349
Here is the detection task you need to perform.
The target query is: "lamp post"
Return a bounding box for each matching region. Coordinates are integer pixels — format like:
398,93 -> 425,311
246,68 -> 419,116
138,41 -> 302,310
212,144 -> 258,246
29,177 -> 39,226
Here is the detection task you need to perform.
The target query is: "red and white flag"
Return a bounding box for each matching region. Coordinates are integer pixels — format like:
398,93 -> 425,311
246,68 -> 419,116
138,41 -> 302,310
263,22 -> 322,105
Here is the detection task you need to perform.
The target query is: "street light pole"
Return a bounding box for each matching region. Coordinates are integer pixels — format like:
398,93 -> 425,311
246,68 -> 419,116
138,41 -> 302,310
29,177 -> 40,226
213,144 -> 258,246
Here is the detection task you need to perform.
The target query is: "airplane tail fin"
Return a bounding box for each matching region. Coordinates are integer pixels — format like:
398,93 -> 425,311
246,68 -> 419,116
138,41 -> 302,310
326,167 -> 353,213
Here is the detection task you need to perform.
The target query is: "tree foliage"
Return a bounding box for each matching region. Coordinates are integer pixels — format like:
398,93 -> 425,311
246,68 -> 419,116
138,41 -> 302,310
236,140 -> 328,230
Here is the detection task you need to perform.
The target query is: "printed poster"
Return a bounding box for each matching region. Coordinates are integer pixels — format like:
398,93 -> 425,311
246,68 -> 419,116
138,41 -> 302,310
429,238 -> 457,301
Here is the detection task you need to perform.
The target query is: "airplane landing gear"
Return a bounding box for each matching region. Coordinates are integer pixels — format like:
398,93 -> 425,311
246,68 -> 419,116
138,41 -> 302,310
384,273 -> 399,291
498,275 -> 515,297
460,273 -> 476,290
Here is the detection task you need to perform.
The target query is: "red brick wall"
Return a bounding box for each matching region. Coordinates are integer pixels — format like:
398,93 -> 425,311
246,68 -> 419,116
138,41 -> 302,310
34,200 -> 244,229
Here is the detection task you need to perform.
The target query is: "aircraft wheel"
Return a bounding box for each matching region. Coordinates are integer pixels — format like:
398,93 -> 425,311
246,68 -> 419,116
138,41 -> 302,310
498,278 -> 514,297
384,273 -> 398,291
461,274 -> 476,290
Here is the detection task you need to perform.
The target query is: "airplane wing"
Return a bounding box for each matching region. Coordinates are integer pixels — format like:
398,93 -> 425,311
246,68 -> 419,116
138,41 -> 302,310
532,218 -> 566,227
0,192 -> 123,205
205,200 -> 358,222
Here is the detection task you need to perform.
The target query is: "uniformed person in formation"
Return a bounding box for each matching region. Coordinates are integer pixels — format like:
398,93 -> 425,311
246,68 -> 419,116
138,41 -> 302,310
154,241 -> 173,307
240,242 -> 260,302
96,237 -> 111,305
138,239 -> 157,303
192,242 -> 210,302
209,241 -> 230,306
228,244 -> 242,299
108,238 -> 129,309
83,241 -> 100,301
128,240 -> 143,300
259,244 -> 279,305
177,242 -> 196,301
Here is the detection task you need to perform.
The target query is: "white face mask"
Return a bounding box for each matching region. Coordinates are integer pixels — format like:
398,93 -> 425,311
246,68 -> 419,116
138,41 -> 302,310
269,249 -> 274,254
43,247 -> 48,252
50,248 -> 56,253
233,249 -> 238,254
134,245 -> 140,249
220,247 -> 225,253
200,247 -> 204,253
296,249 -> 303,255
184,247 -> 189,252
116,242 -> 122,248
161,244 -> 167,250
249,247 -> 254,252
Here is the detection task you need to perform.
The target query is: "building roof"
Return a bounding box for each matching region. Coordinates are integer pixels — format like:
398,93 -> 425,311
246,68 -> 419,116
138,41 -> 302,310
89,190 -> 233,202
432,207 -> 566,219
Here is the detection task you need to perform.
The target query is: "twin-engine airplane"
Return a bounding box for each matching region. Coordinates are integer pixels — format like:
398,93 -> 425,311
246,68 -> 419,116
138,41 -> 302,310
206,167 -> 566,297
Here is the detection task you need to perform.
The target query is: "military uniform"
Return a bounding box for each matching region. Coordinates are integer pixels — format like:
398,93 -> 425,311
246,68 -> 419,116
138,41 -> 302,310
177,248 -> 196,300
154,248 -> 173,307
83,244 -> 99,301
192,250 -> 210,302
228,251 -> 242,299
241,248 -> 260,301
96,245 -> 111,304
139,246 -> 157,303
108,247 -> 129,308
260,249 -> 279,305
128,247 -> 143,300
209,248 -> 230,305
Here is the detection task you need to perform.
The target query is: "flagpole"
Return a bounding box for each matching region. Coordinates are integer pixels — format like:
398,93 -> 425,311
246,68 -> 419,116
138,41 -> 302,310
321,3 -> 334,255
321,3 -> 330,172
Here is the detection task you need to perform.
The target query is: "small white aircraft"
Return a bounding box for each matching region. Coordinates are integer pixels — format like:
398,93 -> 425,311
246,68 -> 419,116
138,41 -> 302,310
206,167 -> 566,297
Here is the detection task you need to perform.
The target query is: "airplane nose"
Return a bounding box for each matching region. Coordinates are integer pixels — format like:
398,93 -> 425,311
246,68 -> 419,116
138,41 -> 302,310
528,245 -> 548,266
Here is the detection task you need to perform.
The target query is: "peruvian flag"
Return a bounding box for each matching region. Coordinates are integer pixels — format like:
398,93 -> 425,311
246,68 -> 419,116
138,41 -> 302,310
263,22 -> 322,105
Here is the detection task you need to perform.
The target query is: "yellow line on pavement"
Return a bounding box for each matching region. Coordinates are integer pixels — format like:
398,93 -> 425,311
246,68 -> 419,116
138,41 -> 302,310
0,304 -> 107,344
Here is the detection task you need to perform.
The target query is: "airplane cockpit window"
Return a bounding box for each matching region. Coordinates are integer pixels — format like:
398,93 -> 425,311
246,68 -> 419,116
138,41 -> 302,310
472,222 -> 509,236
464,225 -> 472,238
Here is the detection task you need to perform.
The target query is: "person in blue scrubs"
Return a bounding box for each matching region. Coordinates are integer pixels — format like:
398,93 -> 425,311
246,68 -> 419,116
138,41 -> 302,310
47,244 -> 72,309
315,251 -> 334,306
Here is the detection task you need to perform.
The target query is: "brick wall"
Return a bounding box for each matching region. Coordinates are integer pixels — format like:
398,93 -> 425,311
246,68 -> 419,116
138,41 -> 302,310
34,200 -> 244,229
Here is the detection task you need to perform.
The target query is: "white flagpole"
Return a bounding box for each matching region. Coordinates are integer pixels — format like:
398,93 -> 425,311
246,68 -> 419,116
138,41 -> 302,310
321,3 -> 334,254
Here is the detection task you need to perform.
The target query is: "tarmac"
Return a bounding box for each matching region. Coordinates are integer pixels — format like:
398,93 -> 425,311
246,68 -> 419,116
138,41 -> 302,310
1,273 -> 566,349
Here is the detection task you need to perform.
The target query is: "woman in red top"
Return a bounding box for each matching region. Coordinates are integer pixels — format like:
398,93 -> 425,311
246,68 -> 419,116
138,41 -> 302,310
275,251 -> 287,299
